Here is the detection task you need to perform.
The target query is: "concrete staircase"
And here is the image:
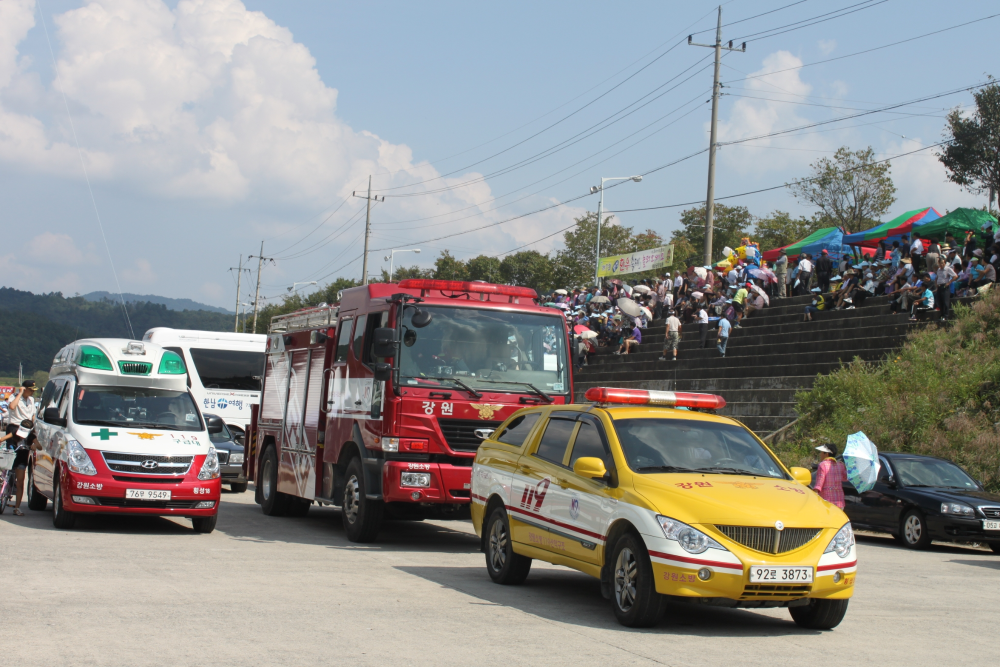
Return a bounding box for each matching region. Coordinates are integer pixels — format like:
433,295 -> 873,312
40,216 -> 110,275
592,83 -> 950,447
573,293 -> 936,436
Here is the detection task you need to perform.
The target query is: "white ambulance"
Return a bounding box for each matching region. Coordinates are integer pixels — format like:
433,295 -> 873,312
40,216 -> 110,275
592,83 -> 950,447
142,328 -> 266,442
26,339 -> 221,532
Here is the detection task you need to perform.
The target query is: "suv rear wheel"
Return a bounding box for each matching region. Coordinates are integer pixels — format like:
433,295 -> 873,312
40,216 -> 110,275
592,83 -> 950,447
341,457 -> 382,542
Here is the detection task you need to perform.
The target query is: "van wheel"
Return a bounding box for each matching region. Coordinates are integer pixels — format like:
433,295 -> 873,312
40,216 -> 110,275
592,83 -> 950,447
27,465 -> 47,510
259,446 -> 288,516
485,507 -> 531,584
52,473 -> 76,529
341,457 -> 382,542
229,481 -> 248,494
192,514 -> 218,534
610,532 -> 664,627
789,599 -> 849,629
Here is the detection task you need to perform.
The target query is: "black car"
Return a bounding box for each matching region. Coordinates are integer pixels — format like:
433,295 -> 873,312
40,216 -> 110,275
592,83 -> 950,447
205,414 -> 248,493
840,452 -> 1000,552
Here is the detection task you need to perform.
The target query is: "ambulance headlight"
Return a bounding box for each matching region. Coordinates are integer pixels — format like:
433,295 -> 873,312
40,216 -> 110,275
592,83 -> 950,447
66,440 -> 97,476
656,515 -> 726,555
198,447 -> 221,481
824,522 -> 855,558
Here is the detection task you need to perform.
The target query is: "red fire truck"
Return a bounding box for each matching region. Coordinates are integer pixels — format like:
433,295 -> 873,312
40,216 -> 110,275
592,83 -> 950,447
245,279 -> 573,542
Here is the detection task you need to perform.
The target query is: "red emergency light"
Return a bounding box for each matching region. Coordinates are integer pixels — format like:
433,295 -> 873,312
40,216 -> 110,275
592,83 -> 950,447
397,279 -> 537,299
584,387 -> 726,410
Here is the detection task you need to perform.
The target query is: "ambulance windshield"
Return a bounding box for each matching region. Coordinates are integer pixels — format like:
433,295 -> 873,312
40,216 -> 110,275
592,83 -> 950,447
74,386 -> 203,432
613,418 -> 787,479
398,306 -> 569,396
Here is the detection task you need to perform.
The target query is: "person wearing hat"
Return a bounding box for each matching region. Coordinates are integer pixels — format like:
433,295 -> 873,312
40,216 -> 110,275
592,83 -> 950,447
6,380 -> 40,516
815,249 -> 834,294
773,249 -> 788,299
812,444 -> 847,509
795,254 -> 813,296
659,310 -> 683,362
934,256 -> 957,321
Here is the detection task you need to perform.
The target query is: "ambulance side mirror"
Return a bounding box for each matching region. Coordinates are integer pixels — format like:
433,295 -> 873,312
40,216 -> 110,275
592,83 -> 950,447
373,328 -> 397,358
573,457 -> 608,483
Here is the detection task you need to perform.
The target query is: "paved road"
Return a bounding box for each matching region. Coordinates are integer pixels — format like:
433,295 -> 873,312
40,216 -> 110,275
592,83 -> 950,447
1,489 -> 997,666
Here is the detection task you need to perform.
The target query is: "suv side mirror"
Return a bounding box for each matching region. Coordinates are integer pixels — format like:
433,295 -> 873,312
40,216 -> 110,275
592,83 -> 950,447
573,457 -> 608,482
372,327 -> 397,358
373,362 -> 391,382
205,415 -> 225,435
43,407 -> 66,428
789,467 -> 812,485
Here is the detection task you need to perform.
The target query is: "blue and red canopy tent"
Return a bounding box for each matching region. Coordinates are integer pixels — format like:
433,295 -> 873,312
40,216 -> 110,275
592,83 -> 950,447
841,207 -> 941,248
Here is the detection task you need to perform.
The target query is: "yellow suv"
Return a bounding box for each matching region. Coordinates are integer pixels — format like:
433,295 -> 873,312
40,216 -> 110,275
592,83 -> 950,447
470,387 -> 856,628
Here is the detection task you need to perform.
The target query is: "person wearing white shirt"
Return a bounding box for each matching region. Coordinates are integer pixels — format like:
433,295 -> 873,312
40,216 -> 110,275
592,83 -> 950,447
6,380 -> 39,517
697,307 -> 709,348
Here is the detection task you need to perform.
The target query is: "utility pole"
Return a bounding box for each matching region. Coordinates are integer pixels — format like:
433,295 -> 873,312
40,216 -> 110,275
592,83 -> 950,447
248,242 -> 275,334
229,255 -> 250,333
689,7 -> 745,266
353,176 -> 385,285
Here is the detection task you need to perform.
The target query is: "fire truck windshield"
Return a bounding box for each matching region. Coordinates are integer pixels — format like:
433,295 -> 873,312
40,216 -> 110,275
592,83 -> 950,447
398,306 -> 569,396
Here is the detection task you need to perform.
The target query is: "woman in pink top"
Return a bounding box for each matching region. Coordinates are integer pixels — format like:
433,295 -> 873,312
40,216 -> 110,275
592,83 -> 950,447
813,444 -> 848,509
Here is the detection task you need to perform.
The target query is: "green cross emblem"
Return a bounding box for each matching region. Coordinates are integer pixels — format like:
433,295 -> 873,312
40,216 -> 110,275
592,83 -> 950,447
91,428 -> 118,441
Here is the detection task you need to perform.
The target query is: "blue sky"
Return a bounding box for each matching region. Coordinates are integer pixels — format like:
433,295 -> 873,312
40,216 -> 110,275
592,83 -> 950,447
0,0 -> 994,309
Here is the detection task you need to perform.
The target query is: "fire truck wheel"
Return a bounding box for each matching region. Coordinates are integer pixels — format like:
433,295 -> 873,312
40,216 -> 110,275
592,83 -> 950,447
192,514 -> 217,534
342,457 -> 383,542
485,507 -> 531,585
259,446 -> 288,516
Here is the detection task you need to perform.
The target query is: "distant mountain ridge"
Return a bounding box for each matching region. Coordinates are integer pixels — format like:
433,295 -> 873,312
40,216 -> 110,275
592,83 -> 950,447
82,291 -> 233,314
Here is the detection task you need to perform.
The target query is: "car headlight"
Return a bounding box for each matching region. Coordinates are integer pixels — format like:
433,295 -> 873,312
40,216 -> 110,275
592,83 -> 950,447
198,447 -> 220,481
66,440 -> 96,476
940,502 -> 974,517
229,451 -> 244,465
824,522 -> 855,558
656,515 -> 726,554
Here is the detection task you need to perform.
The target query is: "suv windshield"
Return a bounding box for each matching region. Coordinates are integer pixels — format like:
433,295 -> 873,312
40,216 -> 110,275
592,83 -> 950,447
398,306 -> 569,396
74,386 -> 203,431
613,418 -> 787,479
188,348 -> 264,391
893,458 -> 978,489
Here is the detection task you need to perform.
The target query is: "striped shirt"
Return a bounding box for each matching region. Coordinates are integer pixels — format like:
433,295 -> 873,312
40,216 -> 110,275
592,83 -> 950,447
813,458 -> 847,509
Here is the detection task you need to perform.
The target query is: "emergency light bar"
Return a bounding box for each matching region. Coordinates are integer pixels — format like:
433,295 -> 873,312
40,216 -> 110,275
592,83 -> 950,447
397,279 -> 537,299
584,387 -> 726,410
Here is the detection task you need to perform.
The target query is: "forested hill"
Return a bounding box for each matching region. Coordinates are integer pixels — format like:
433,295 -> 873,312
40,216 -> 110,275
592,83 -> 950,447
0,287 -> 234,375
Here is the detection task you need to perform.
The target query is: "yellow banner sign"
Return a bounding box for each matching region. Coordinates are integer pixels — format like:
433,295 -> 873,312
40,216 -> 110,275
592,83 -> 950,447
597,245 -> 673,278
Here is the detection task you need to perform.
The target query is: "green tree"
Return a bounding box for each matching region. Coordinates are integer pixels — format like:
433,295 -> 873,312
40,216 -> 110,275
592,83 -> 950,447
500,251 -> 553,293
466,255 -> 502,283
673,204 -> 755,263
753,210 -> 823,251
554,211 -> 639,286
432,250 -> 468,280
787,146 -> 896,234
939,78 -> 1000,209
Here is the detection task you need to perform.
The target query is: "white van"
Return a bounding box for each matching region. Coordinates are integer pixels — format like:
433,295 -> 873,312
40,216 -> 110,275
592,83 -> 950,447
142,328 -> 266,441
27,339 -> 222,532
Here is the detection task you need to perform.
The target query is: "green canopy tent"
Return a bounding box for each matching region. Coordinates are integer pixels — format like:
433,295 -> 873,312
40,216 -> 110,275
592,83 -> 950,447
916,208 -> 998,241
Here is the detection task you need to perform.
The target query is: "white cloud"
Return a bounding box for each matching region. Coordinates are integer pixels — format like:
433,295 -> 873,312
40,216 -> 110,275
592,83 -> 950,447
120,258 -> 156,284
818,39 -> 836,56
201,281 -> 224,301
882,138 -> 983,213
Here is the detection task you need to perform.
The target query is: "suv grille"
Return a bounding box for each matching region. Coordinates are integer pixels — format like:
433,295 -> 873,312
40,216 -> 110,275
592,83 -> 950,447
102,452 -> 193,476
980,506 -> 1000,519
741,584 -> 811,599
716,525 -> 821,555
439,418 -> 503,453
118,361 -> 152,375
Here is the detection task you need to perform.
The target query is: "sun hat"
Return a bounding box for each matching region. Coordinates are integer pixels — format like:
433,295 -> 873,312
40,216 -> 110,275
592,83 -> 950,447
815,444 -> 833,454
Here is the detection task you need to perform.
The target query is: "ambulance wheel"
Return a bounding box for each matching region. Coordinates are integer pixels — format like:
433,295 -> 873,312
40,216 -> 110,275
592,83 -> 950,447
27,465 -> 47,510
192,514 -> 217,534
342,457 -> 382,542
229,481 -> 248,494
789,599 -> 849,630
485,507 -> 531,585
52,473 -> 76,529
259,446 -> 288,516
286,498 -> 311,518
610,532 -> 664,628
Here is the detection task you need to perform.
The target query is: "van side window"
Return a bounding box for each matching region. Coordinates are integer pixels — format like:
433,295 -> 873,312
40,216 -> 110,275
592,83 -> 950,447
57,382 -> 73,420
352,314 -> 368,361
335,318 -> 353,363
39,380 -> 66,420
362,311 -> 389,366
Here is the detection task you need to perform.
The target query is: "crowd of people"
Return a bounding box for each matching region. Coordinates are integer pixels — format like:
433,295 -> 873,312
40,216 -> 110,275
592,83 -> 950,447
544,224 -> 998,367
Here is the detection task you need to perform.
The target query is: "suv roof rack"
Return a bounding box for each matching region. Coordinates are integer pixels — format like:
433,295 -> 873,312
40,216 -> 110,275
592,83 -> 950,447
269,303 -> 340,334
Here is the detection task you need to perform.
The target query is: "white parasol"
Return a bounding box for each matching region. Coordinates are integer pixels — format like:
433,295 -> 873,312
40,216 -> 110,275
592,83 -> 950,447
633,285 -> 651,294
591,295 -> 610,304
579,330 -> 598,340
616,297 -> 642,317
554,288 -> 568,295
750,284 -> 769,306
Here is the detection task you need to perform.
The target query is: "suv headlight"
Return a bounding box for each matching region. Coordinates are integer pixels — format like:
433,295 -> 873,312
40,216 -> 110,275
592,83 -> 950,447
66,440 -> 96,476
940,502 -> 974,517
198,446 -> 220,481
229,451 -> 244,465
824,522 -> 855,558
656,515 -> 726,555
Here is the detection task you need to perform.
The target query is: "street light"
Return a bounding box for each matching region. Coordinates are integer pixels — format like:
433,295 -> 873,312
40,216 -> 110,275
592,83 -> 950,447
590,176 -> 642,287
287,281 -> 317,293
383,248 -> 421,282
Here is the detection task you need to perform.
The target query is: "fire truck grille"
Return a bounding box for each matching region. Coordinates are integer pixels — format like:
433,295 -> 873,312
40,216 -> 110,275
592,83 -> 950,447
439,419 -> 503,453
